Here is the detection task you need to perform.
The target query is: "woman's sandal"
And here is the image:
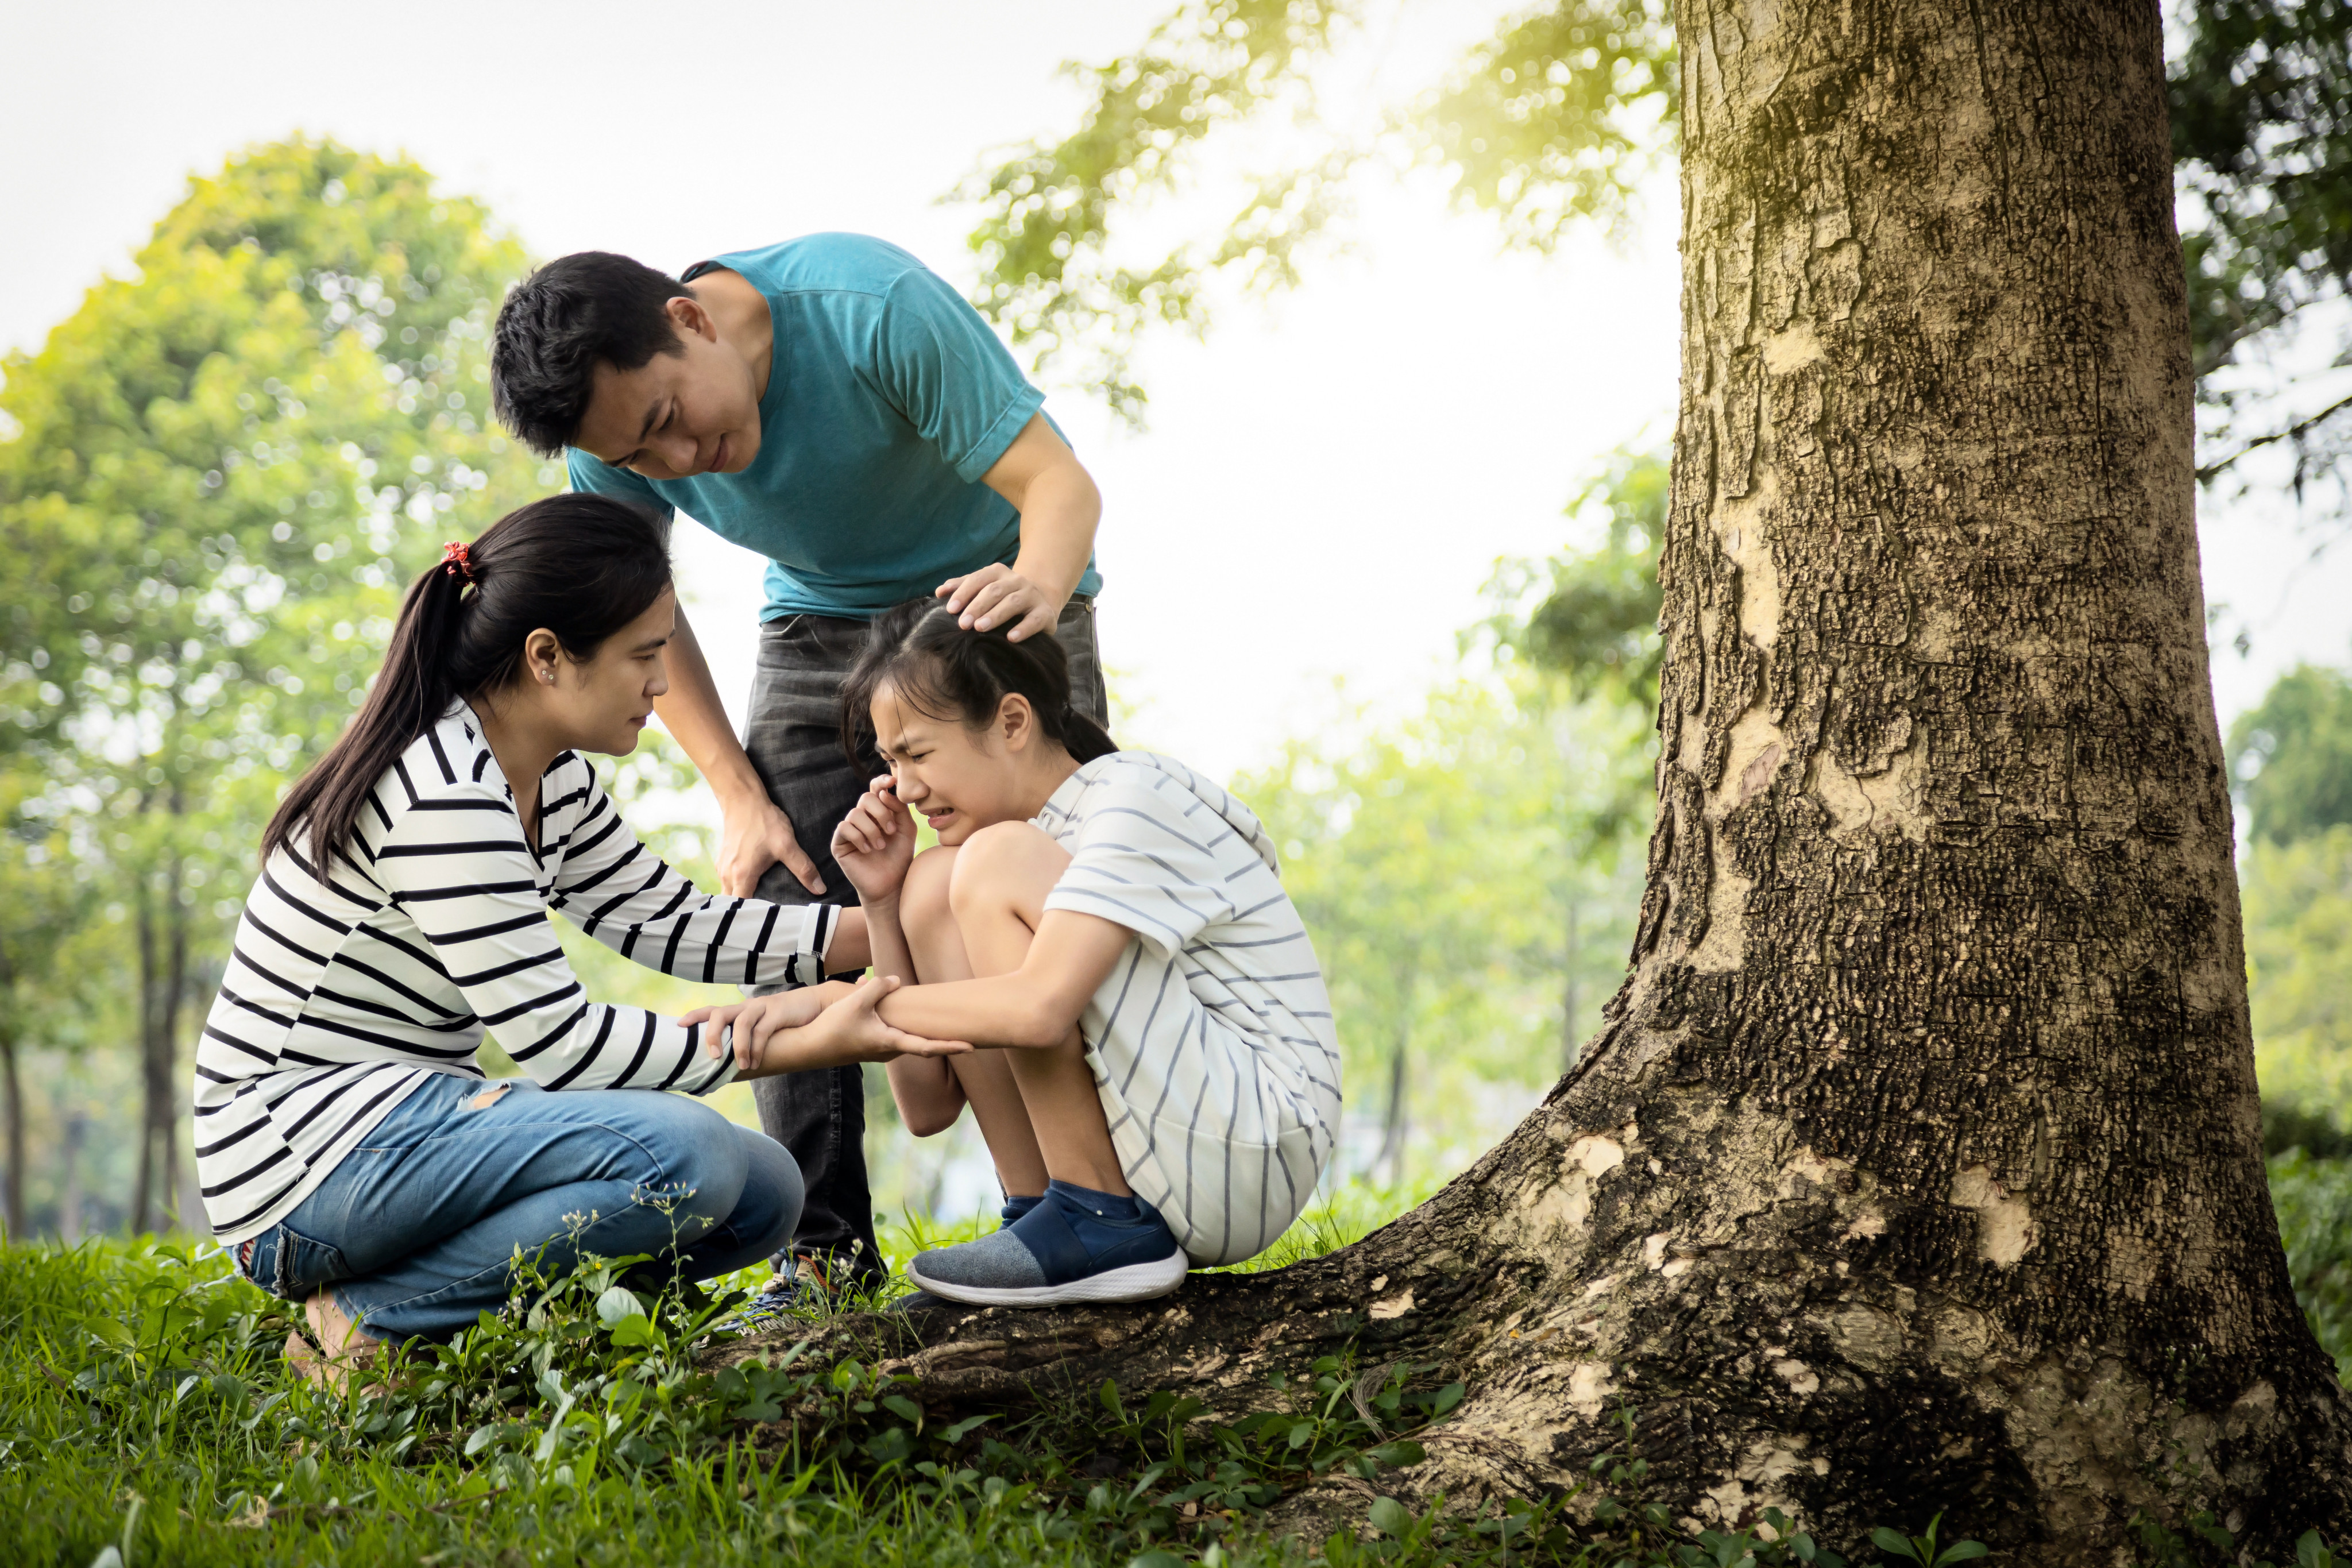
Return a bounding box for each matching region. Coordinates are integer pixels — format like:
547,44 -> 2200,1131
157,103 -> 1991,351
284,1290 -> 396,1394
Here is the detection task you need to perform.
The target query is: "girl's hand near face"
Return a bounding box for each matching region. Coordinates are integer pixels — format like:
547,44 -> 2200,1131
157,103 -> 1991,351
831,775 -> 916,908
750,974 -> 968,1073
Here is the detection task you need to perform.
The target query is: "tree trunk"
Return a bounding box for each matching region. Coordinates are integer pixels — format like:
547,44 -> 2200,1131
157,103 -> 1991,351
132,876 -> 159,1235
59,1112 -> 84,1243
791,0 -> 2352,1551
0,1030 -> 21,1239
1562,897 -> 1582,1074
1373,1028 -> 1408,1189
131,844 -> 190,1235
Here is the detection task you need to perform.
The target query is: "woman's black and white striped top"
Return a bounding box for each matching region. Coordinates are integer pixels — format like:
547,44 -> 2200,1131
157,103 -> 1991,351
193,703 -> 836,1245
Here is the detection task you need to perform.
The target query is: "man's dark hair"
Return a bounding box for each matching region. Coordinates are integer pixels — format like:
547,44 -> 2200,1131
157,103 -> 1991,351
491,252 -> 689,458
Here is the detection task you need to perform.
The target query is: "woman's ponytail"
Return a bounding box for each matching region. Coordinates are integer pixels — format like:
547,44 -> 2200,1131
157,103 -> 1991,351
262,493 -> 672,871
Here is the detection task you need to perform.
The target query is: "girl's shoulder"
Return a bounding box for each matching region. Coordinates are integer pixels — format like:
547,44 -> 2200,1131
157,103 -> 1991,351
1046,753 -> 1279,873
1049,751 -> 1195,816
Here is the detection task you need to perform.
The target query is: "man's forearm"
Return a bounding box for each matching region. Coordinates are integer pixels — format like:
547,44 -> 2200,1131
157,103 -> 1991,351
1010,461 -> 1101,609
650,606 -> 766,808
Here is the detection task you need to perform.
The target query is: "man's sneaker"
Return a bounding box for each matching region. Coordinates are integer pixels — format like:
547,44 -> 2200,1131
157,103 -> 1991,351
708,1250 -> 874,1334
906,1183 -> 1187,1307
707,1270 -> 806,1337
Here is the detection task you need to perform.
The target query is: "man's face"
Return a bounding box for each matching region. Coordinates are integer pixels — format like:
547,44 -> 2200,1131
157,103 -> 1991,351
570,298 -> 763,480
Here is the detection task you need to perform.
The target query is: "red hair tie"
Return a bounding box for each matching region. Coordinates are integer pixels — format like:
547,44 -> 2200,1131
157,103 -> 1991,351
441,540 -> 474,582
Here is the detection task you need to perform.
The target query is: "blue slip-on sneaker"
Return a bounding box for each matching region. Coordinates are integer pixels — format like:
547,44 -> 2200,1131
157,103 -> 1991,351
890,1195 -> 1044,1314
905,1183 -> 1187,1307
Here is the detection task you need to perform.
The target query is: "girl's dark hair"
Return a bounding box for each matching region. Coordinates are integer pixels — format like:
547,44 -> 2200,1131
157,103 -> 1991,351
264,492 -> 674,870
841,600 -> 1117,768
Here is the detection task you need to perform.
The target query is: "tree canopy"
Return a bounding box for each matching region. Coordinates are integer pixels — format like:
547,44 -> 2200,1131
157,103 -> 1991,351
959,0 -> 2352,524
0,138 -> 547,1226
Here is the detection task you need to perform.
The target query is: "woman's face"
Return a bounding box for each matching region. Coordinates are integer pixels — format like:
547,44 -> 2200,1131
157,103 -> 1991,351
530,586 -> 676,756
869,681 -> 1032,847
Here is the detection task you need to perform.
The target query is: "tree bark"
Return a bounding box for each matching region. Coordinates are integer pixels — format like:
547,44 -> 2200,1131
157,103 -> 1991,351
768,0 -> 2352,1552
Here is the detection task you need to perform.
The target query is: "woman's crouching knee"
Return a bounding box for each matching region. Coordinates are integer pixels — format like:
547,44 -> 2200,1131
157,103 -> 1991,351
719,1127 -> 804,1261
617,1092 -> 754,1242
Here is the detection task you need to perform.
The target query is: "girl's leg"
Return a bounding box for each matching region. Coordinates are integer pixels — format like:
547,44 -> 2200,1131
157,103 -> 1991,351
944,824 -> 1129,1195
905,822 -> 1183,1307
900,845 -> 1051,1199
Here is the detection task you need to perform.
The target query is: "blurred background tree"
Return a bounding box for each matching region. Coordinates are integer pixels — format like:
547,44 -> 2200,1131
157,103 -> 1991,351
1233,673 -> 1650,1188
2230,656 -> 2352,1141
0,139 -> 550,1231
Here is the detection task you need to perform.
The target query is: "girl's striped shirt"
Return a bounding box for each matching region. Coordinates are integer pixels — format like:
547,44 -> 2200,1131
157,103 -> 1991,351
193,704 -> 836,1245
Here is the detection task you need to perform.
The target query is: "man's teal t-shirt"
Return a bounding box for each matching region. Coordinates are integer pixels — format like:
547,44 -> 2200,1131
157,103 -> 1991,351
567,234 -> 1101,621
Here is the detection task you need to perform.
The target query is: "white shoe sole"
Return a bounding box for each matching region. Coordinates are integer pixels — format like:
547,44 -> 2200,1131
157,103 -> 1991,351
907,1248 -> 1189,1307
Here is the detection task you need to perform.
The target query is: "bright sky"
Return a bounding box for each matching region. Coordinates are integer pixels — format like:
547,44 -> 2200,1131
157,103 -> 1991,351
4,0 -> 2346,795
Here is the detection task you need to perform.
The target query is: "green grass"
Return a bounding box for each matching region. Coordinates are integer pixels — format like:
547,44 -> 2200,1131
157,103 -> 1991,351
4,1169 -> 2346,1567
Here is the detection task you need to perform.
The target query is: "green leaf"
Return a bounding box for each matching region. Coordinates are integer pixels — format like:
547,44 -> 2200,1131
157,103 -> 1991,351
881,1395 -> 924,1428
87,1317 -> 136,1350
940,1413 -> 993,1443
1366,1439 -> 1426,1469
1288,1419 -> 1316,1449
1129,1553 -> 1185,1568
594,1287 -> 645,1328
1937,1545 -> 1990,1565
1430,1382 -> 1465,1417
607,1316 -> 659,1347
1368,1496 -> 1413,1537
2301,1532 -> 2336,1568
1870,1528 -> 1916,1559
1098,1378 -> 1126,1422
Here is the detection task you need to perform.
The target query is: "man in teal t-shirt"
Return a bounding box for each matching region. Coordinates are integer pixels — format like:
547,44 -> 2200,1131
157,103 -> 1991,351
489,236 -> 1109,1304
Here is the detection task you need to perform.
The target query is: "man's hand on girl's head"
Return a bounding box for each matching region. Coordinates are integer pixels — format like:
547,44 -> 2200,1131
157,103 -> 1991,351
935,562 -> 1061,642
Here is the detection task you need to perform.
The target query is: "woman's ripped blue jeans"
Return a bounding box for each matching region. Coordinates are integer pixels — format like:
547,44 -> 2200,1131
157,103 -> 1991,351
235,1073 -> 802,1344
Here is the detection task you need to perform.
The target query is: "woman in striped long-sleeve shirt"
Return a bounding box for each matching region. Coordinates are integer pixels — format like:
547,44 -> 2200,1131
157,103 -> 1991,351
200,494 -> 963,1382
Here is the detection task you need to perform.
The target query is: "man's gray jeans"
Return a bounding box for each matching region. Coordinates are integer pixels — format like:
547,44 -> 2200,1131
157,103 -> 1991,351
741,597 -> 1110,1282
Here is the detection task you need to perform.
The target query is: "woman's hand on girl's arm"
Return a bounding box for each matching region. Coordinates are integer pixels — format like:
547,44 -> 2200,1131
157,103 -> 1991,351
686,986 -> 840,1073
831,777 -> 916,910
745,975 -> 970,1076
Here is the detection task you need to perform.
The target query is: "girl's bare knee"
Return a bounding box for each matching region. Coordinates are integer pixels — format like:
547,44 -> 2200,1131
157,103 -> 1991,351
947,822 -> 1067,916
900,844 -> 959,941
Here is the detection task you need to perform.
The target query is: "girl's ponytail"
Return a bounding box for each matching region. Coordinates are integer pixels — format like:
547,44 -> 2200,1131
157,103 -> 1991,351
262,493 -> 672,871
840,600 -> 1118,769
